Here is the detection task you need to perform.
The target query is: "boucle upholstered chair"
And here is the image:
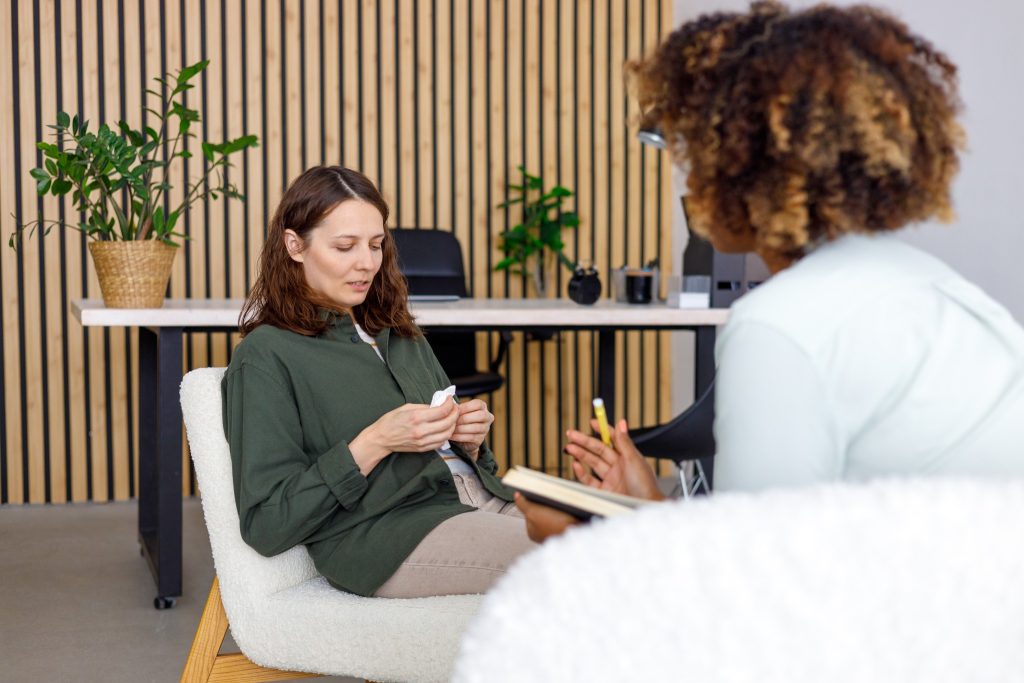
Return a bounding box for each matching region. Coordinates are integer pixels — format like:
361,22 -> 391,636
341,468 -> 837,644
453,477 -> 1024,683
179,367 -> 482,683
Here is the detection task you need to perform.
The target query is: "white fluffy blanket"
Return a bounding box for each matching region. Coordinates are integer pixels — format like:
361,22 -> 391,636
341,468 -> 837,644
454,478 -> 1024,683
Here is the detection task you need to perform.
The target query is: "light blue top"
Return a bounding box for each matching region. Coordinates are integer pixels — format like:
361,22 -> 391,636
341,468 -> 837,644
713,233 -> 1024,491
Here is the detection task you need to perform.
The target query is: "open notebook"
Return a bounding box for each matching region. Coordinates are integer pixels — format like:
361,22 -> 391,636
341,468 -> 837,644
502,466 -> 651,520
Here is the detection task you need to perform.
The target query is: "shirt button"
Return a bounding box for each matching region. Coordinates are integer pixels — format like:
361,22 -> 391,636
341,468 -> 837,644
350,334 -> 360,343
439,479 -> 451,486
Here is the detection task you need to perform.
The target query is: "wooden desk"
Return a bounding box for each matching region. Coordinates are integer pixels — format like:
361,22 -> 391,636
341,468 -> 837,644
73,298 -> 728,607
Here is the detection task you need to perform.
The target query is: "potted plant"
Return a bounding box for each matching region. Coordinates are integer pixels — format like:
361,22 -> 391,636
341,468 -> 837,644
8,60 -> 258,308
495,166 -> 579,297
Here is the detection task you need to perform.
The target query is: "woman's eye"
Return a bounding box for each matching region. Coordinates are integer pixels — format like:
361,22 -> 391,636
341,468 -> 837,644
335,246 -> 352,252
370,244 -> 383,251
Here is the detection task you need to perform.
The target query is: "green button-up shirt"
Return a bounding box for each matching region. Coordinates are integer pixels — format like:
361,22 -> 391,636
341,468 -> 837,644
221,314 -> 512,596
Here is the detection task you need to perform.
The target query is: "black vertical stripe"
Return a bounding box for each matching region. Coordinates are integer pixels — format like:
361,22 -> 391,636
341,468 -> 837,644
279,0 -> 287,184
572,0 -> 580,439
604,0 -> 612,285
536,0 -> 545,473
655,0 -> 664,421
221,0 -> 230,297
356,0 -> 363,168
299,0 -> 307,171
466,0 -> 473,294
55,0 -> 72,502
589,0 -> 595,267
501,0 -> 510,467
393,0 -> 400,227
200,0 -> 212,375
412,0 -> 419,227
76,0 -> 93,502
117,0 -> 135,499
622,0 -> 632,422
5,0 -> 23,504
31,0 -> 53,502
430,0 -> 437,230
448,0 -> 454,233
260,0 -> 268,240
176,0 -> 192,303
484,0 -> 492,295
520,0 -> 528,467
241,0 -> 251,292
318,0 -> 325,164
98,0 -> 115,500
375,0 -> 381,188
178,0 -> 195,422
555,0 -> 563,476
337,0 -> 344,163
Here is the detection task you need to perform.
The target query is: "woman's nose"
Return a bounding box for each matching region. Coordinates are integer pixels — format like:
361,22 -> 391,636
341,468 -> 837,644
355,246 -> 376,269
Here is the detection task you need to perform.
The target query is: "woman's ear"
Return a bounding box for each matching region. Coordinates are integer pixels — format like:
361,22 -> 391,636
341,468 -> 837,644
283,229 -> 305,263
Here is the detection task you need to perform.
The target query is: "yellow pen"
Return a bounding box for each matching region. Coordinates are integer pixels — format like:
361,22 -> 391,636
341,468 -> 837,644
592,398 -> 613,446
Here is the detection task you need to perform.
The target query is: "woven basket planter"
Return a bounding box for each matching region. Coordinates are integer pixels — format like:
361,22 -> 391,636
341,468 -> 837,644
88,241 -> 178,308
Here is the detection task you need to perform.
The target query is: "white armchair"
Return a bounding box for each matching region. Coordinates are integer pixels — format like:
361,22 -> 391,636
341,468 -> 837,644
454,477 -> 1024,683
179,367 -> 481,683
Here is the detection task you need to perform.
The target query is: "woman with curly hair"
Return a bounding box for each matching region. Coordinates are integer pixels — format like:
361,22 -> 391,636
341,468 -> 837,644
224,166 -> 534,597
519,2 -> 1024,539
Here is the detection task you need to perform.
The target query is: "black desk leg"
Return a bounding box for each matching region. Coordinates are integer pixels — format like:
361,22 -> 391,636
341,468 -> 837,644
694,326 -> 716,491
138,326 -> 184,609
597,330 -> 617,421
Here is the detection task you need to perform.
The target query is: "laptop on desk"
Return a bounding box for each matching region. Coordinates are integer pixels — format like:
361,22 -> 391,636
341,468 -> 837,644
408,294 -> 461,302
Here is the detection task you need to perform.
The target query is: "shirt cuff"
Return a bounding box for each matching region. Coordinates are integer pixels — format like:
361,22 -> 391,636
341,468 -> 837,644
315,441 -> 369,510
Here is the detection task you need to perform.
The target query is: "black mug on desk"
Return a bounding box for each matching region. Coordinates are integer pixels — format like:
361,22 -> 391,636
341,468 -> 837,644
625,270 -> 654,304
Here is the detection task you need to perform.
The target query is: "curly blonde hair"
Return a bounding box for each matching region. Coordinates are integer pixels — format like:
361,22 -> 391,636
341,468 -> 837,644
628,1 -> 965,261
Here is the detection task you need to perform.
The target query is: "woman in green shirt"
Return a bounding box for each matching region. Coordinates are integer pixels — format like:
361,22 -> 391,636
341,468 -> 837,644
223,166 -> 534,598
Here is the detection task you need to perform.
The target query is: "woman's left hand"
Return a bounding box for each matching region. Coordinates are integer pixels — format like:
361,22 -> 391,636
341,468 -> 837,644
451,398 -> 494,460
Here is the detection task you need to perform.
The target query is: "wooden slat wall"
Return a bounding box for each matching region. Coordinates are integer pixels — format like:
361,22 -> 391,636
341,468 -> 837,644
0,0 -> 675,504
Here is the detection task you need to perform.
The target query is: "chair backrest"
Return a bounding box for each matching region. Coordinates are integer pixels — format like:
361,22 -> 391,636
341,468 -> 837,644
453,477 -> 1024,682
391,228 -> 469,297
391,228 -> 477,377
180,368 -> 319,613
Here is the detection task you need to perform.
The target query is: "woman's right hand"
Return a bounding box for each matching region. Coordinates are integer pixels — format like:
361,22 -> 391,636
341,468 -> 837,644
349,400 -> 459,474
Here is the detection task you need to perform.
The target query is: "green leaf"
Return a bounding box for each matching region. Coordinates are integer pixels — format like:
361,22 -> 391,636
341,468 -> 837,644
57,111 -> 70,128
29,167 -> 49,181
218,134 -> 259,155
144,126 -> 160,142
45,159 -> 58,175
52,179 -> 73,195
201,142 -> 215,162
176,59 -> 209,87
37,178 -> 52,194
152,206 -> 165,234
177,150 -> 193,159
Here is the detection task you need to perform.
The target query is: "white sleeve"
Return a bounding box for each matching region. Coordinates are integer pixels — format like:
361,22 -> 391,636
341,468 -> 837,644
712,320 -> 842,492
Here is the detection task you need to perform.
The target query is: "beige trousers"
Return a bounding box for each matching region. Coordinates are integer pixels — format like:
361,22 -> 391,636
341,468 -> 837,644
373,473 -> 536,598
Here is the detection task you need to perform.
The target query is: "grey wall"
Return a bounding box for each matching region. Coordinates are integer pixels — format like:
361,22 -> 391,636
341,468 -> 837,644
671,0 -> 1024,413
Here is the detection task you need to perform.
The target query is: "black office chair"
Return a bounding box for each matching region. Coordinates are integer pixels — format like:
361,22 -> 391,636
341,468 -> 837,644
390,228 -> 510,398
628,379 -> 716,496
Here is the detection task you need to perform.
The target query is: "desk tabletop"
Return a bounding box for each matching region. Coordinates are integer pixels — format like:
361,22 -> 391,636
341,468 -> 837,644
72,298 -> 730,328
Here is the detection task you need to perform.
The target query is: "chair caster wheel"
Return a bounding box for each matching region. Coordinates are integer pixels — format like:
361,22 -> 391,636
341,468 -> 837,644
154,596 -> 176,610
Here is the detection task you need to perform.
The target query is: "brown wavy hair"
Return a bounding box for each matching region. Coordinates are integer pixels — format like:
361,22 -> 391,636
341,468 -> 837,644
628,1 -> 965,262
239,166 -> 419,338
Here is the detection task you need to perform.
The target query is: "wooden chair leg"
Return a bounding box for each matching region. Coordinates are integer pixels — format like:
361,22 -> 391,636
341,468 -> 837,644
180,577 -> 321,683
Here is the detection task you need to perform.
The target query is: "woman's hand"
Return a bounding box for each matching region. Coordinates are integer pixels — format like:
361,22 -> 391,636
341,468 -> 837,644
514,492 -> 580,542
349,400 -> 459,474
565,418 -> 665,501
451,398 -> 495,460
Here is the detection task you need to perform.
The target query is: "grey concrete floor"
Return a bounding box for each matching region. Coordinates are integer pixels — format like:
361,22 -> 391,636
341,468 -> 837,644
0,499 -> 355,683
